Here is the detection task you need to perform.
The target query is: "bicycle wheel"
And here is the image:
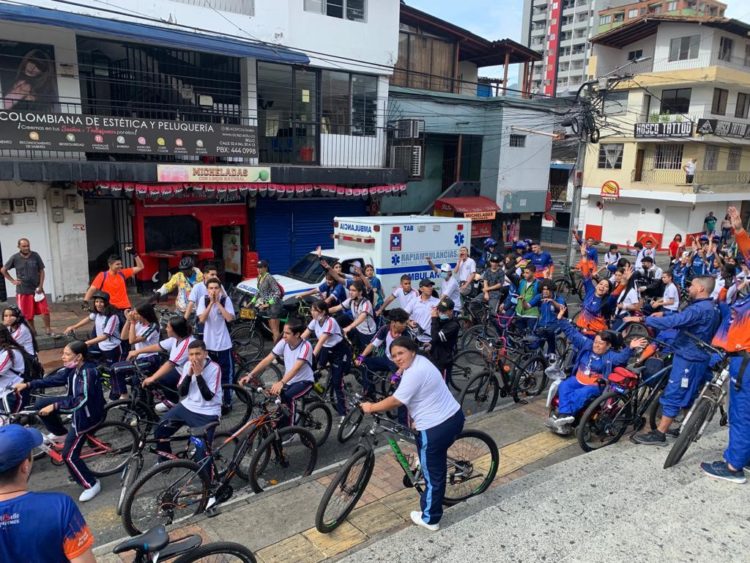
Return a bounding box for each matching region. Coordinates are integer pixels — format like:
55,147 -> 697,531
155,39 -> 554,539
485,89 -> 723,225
576,391 -> 633,452
117,454 -> 144,516
104,399 -> 155,428
513,354 -> 548,397
459,371 -> 499,416
219,385 -> 253,435
553,278 -> 573,301
622,322 -> 650,346
85,421 -> 138,477
663,398 -> 713,469
646,388 -> 664,431
460,324 -> 499,351
337,407 -> 364,443
450,350 -> 489,393
122,459 -> 210,536
247,426 -> 318,493
247,361 -> 282,389
172,541 -> 257,563
441,429 -> 499,505
315,446 -> 374,534
298,401 -> 332,447
231,323 -> 264,362
233,426 -> 270,482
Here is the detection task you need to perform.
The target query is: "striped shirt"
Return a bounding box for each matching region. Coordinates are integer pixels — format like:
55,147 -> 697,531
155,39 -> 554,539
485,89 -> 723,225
272,339 -> 315,385
307,316 -> 343,347
159,336 -> 194,367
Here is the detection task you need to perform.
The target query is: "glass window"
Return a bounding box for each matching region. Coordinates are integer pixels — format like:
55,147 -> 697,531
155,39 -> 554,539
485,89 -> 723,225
668,35 -> 700,61
736,92 -> 750,119
727,147 -> 742,171
304,0 -> 366,22
145,216 -> 201,252
745,44 -> 750,67
628,9 -> 639,17
598,144 -> 623,169
654,144 -> 683,169
704,145 -> 718,171
509,134 -> 526,147
321,71 -> 351,134
599,15 -> 612,24
667,1 -> 677,10
351,74 -> 377,136
711,88 -> 728,115
719,37 -> 733,62
628,49 -> 643,61
660,88 -> 691,114
604,91 -> 628,115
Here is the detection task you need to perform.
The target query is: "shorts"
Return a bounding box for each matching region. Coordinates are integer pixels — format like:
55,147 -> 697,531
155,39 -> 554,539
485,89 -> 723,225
267,301 -> 283,319
17,293 -> 49,320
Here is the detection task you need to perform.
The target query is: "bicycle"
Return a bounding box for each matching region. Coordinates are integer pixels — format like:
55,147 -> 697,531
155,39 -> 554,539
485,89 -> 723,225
231,299 -> 313,362
576,350 -> 672,452
315,403 -> 499,534
552,260 -> 586,303
663,334 -> 730,469
121,389 -> 317,536
112,524 -> 256,562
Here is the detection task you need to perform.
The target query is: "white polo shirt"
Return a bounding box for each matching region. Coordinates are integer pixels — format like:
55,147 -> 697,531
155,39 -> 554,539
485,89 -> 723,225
178,358 -> 222,416
341,297 -> 377,335
456,258 -> 476,283
134,322 -> 160,357
11,324 -> 34,356
272,339 -> 315,385
440,275 -> 462,311
0,349 -> 24,388
90,312 -> 121,351
393,354 -> 460,431
406,296 -> 440,342
391,287 -> 419,310
307,316 -> 343,348
160,336 -> 195,367
196,296 -> 235,352
662,282 -> 680,312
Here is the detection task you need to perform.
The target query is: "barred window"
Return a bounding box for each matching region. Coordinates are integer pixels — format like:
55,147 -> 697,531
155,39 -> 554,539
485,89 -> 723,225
727,147 -> 742,171
509,134 -> 526,147
704,146 -> 718,171
597,144 -> 623,169
654,144 -> 684,169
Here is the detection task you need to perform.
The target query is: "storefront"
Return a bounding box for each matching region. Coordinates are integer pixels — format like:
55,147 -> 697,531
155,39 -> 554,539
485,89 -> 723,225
433,196 -> 500,239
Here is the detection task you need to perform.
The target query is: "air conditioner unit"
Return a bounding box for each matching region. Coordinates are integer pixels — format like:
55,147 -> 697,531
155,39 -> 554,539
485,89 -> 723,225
391,145 -> 423,178
394,119 -> 423,140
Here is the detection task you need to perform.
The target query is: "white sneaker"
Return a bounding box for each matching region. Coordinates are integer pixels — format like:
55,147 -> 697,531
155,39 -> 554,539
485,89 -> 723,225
79,480 -> 101,502
155,402 -> 171,414
44,432 -> 66,445
554,416 -> 575,428
410,511 -> 439,531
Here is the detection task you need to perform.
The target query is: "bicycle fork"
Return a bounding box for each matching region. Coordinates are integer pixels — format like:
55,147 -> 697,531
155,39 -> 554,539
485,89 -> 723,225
680,366 -> 730,437
388,438 -> 423,487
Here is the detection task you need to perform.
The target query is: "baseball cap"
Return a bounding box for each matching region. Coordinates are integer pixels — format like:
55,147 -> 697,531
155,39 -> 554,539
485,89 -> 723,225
0,425 -> 42,472
440,263 -> 452,273
419,278 -> 435,287
437,297 -> 455,311
257,259 -> 269,269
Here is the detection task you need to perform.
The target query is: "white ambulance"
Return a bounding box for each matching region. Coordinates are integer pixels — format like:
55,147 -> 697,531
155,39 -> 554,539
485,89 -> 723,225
235,215 -> 471,304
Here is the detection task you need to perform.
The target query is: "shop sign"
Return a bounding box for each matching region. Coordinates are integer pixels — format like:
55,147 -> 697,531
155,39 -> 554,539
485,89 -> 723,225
696,118 -> 750,139
471,222 -> 493,238
0,111 -> 258,157
600,179 -> 620,200
633,122 -> 693,138
463,211 -> 496,221
157,165 -> 271,183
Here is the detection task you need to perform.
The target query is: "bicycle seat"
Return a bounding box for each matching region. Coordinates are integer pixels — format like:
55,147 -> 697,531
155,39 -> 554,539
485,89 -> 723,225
189,420 -> 221,436
113,525 -> 169,554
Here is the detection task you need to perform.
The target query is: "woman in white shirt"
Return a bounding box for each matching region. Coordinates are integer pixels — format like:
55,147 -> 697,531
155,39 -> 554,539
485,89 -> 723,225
111,303 -> 161,399
2,306 -> 36,356
361,336 -> 464,532
63,290 -> 122,365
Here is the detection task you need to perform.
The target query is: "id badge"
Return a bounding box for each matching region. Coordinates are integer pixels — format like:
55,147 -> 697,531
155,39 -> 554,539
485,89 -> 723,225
584,368 -> 591,376
681,376 -> 689,389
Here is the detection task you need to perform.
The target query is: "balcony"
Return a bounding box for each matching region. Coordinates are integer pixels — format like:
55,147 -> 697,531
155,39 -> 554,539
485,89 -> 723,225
631,168 -> 750,193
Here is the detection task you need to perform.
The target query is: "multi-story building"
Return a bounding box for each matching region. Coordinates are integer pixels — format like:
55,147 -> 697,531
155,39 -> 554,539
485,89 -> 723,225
521,0 -> 725,96
579,15 -> 750,248
0,0 -> 404,300
386,4 -> 556,245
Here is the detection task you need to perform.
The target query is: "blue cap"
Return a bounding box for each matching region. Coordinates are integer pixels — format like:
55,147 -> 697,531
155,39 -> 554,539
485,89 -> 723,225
0,425 -> 43,472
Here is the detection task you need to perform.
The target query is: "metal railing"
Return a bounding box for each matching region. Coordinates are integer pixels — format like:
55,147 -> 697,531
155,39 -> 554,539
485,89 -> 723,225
632,167 -> 750,190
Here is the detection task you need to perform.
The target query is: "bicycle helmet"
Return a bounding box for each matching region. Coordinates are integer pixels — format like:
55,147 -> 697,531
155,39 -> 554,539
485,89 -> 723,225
483,237 -> 497,249
91,290 -> 110,303
178,256 -> 195,271
489,254 -> 501,263
513,241 -> 528,251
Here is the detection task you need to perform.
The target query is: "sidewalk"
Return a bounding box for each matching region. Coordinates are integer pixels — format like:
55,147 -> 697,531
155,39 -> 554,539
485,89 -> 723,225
93,399 -> 578,562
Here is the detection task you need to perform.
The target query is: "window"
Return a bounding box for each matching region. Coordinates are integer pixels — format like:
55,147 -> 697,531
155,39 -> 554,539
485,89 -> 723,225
704,145 -> 718,170
393,31 -> 456,92
304,0 -> 366,22
604,91 -> 628,115
509,134 -> 526,147
669,35 -> 700,61
628,49 -> 643,61
598,144 -> 623,169
145,216 -> 201,252
736,92 -> 750,119
321,70 -> 377,136
654,144 -> 684,169
727,147 -> 742,170
613,12 -> 625,22
660,88 -> 691,114
719,37 -> 733,62
599,15 -> 612,24
745,44 -> 750,67
628,8 -> 639,17
667,1 -> 678,9
172,0 -> 254,16
711,88 -> 729,115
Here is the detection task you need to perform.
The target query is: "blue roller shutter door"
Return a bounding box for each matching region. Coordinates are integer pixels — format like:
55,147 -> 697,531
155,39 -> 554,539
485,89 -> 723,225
255,199 -> 366,273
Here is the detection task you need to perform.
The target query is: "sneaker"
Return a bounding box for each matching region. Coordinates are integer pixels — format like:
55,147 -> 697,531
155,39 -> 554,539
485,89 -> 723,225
206,496 -> 218,510
545,416 -> 557,429
665,428 -> 680,438
154,402 -> 171,415
44,432 -> 66,446
79,480 -> 101,502
631,430 -> 667,446
700,461 -> 747,484
410,511 -> 439,532
554,415 -> 575,429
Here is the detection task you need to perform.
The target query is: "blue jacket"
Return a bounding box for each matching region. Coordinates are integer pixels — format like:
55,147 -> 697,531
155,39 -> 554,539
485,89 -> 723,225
561,322 -> 632,380
29,361 -> 105,433
645,297 -> 720,362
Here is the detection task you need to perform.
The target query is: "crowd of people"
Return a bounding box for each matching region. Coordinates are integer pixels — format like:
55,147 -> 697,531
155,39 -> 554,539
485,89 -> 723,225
1,206 -> 749,558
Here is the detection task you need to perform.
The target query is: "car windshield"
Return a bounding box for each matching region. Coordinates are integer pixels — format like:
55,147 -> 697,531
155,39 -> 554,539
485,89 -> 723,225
285,254 -> 334,284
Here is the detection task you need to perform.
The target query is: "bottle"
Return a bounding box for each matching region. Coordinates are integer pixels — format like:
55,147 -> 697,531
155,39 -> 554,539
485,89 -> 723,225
312,381 -> 325,394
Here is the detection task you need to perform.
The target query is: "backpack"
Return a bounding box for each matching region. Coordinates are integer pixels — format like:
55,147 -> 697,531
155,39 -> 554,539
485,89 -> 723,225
10,349 -> 45,382
98,270 -> 127,290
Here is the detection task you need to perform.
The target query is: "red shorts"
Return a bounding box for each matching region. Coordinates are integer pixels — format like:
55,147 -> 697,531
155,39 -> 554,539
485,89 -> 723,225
17,293 -> 50,320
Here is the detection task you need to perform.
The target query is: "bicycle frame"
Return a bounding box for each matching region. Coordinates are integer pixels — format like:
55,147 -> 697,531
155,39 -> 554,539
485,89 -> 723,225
678,363 -> 730,436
